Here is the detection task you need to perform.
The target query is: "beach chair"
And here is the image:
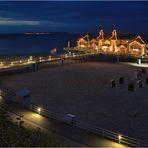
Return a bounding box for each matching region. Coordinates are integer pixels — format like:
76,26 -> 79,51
110,79 -> 115,87
128,83 -> 134,91
119,77 -> 124,84
137,80 -> 142,88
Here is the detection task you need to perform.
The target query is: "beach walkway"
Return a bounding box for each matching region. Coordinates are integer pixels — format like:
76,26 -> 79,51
2,100 -> 128,147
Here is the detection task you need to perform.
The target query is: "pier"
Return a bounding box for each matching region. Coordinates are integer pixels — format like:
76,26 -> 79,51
0,53 -> 90,75
0,52 -> 147,76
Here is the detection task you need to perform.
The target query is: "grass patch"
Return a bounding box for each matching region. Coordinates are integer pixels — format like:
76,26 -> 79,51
0,106 -> 62,147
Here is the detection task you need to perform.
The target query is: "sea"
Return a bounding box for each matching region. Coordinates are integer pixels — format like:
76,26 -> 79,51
0,33 -> 147,56
0,33 -> 82,56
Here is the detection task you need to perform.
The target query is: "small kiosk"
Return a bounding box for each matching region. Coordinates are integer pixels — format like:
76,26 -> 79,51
16,89 -> 31,106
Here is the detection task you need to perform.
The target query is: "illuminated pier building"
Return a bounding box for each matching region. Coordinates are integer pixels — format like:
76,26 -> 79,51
77,29 -> 147,55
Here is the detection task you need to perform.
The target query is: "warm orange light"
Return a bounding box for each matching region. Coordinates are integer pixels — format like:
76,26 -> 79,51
118,135 -> 122,143
0,62 -> 3,66
37,107 -> 41,114
11,62 -> 14,66
75,29 -> 146,55
29,56 -> 33,61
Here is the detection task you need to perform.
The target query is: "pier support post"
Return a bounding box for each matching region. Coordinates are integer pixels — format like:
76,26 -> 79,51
32,63 -> 39,71
61,59 -> 64,66
117,55 -> 120,63
32,63 -> 35,71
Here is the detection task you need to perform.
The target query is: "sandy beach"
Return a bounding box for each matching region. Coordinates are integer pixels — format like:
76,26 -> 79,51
2,61 -> 148,141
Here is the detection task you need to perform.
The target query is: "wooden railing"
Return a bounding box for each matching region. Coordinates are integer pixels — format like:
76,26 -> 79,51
0,54 -> 92,69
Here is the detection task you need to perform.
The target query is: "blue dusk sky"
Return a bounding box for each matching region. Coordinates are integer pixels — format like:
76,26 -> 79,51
0,1 -> 148,34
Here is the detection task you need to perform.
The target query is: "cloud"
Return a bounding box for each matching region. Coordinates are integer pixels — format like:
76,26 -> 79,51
0,17 -> 40,26
0,18 -> 12,21
0,17 -> 69,28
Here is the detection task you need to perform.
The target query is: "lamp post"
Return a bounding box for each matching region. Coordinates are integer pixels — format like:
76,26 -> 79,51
0,62 -> 3,67
37,107 -> 41,114
11,62 -> 14,66
117,51 -> 120,63
39,57 -> 42,62
118,135 -> 122,144
29,56 -> 33,61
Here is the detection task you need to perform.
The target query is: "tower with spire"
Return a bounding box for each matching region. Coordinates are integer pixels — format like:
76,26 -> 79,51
109,29 -> 118,52
97,29 -> 104,50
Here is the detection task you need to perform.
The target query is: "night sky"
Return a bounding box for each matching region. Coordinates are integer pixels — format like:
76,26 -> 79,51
0,1 -> 148,34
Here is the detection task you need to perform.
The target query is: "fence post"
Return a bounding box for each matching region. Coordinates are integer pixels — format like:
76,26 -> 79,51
30,103 -> 32,110
102,129 -> 105,138
118,135 -> 122,144
138,140 -> 140,147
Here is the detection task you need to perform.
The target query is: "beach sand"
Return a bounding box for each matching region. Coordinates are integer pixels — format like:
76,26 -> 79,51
2,61 -> 148,141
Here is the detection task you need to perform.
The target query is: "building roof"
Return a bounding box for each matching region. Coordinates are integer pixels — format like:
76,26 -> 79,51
97,36 -> 104,40
78,38 -> 87,43
97,34 -> 104,40
102,44 -> 111,47
109,29 -> 117,40
97,29 -> 104,40
135,36 -> 145,44
129,36 -> 145,44
90,38 -> 97,43
118,44 -> 127,47
109,36 -> 117,40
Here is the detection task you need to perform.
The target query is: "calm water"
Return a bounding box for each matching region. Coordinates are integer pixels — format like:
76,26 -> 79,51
0,33 -> 147,56
0,33 -> 82,56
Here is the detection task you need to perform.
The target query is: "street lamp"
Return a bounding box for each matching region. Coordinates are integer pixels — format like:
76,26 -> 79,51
0,62 -> 3,66
49,56 -> 51,61
27,59 -> 30,63
11,62 -> 14,66
39,57 -> 42,61
37,107 -> 41,114
29,56 -> 33,61
138,59 -> 141,65
118,135 -> 122,143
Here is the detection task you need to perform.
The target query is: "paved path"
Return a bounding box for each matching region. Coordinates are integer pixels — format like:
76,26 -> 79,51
6,109 -> 84,147
120,62 -> 148,68
0,100 -> 84,147
0,100 -> 129,147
